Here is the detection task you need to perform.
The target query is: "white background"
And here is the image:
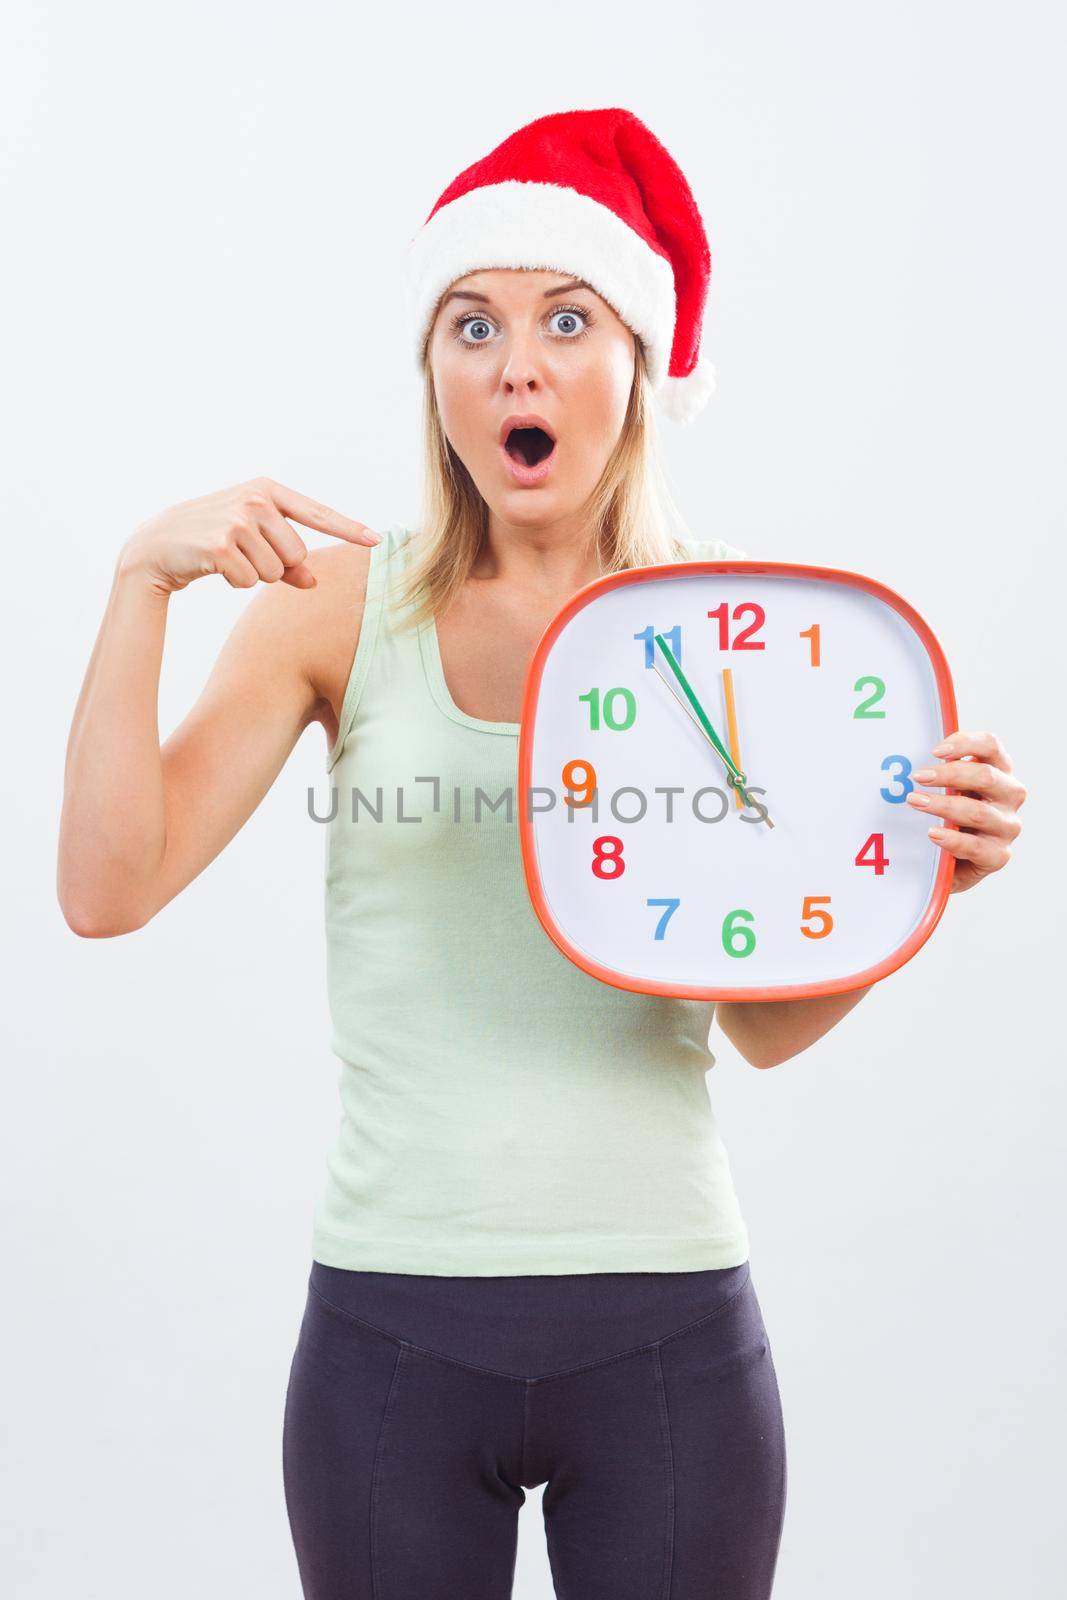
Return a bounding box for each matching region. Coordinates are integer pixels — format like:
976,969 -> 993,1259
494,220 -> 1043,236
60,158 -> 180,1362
2,2 -> 1063,1596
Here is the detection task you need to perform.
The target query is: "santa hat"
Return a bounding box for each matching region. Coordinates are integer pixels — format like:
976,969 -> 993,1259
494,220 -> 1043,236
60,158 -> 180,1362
405,107 -> 718,425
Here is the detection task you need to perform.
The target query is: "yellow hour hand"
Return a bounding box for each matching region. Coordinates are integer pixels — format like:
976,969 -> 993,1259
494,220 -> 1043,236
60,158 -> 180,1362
651,634 -> 773,825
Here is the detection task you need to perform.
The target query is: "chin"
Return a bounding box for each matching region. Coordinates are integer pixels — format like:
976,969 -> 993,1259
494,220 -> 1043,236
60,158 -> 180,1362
489,490 -> 575,526
481,470 -> 593,525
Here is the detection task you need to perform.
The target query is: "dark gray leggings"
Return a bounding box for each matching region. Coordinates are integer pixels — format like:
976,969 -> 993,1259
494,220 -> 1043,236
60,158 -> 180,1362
282,1258 -> 787,1598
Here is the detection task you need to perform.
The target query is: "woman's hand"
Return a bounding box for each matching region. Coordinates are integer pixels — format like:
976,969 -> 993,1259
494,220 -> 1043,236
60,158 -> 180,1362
906,730 -> 1027,894
118,476 -> 380,597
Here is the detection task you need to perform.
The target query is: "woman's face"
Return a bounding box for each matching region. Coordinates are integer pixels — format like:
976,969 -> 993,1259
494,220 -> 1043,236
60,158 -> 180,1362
426,268 -> 636,528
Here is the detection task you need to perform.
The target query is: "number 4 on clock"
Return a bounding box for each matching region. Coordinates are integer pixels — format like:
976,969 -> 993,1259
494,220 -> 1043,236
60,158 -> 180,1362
855,833 -> 889,875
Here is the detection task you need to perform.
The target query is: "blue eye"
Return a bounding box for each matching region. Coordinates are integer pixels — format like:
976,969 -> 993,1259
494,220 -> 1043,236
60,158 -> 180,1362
548,307 -> 589,337
450,302 -> 596,349
457,317 -> 494,345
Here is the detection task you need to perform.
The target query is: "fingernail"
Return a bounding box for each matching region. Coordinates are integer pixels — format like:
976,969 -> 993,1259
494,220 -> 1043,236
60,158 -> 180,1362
908,793 -> 930,806
928,826 -> 945,837
913,768 -> 937,782
932,740 -> 952,755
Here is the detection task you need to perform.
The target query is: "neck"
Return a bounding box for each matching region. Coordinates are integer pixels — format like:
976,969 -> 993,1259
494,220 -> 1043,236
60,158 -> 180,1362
474,511 -> 605,598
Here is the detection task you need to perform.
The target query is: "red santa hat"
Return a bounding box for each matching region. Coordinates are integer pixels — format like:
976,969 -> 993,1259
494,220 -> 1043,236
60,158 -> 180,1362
405,107 -> 718,425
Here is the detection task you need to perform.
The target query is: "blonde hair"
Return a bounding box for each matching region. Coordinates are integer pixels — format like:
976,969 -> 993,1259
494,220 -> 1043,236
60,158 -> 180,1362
387,335 -> 698,633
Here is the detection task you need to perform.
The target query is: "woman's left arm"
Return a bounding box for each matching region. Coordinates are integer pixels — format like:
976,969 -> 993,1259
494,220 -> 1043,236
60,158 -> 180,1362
716,729 -> 1028,1070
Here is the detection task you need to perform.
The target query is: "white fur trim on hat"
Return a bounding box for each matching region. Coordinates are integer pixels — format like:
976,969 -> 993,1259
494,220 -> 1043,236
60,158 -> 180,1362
406,179 -> 677,391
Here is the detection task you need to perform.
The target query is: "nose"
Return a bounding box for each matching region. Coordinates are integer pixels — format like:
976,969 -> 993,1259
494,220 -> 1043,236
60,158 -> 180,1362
500,324 -> 543,396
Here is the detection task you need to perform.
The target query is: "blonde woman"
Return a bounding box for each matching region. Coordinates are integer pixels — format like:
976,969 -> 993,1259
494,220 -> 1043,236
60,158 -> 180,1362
58,109 -> 1026,1599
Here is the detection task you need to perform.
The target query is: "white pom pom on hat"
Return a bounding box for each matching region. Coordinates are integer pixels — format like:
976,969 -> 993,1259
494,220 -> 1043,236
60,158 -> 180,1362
405,107 -> 719,425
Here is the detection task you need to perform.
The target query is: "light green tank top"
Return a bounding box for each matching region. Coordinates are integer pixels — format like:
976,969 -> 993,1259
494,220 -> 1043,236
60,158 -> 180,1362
313,522 -> 751,1275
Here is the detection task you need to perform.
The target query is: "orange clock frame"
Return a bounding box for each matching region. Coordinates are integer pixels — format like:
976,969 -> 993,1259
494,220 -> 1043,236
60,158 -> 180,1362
516,559 -> 960,1002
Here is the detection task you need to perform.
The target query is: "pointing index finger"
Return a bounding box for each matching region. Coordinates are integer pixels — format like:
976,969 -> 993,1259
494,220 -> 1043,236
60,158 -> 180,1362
262,479 -> 381,545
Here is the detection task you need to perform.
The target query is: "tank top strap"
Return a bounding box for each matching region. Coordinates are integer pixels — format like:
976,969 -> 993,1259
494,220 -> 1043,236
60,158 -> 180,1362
682,534 -> 749,561
325,522 -> 421,773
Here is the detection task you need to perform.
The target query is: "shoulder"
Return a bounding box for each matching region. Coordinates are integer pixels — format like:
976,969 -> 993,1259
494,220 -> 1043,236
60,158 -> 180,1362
235,528 -> 388,717
299,528 -> 404,705
303,536 -> 377,621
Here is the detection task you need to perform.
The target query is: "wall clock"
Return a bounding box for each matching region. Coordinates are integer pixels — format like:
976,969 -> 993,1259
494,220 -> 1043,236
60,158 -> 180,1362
517,559 -> 958,1000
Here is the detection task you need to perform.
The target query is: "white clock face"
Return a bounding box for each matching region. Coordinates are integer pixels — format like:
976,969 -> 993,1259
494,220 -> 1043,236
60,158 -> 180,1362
518,562 -> 957,999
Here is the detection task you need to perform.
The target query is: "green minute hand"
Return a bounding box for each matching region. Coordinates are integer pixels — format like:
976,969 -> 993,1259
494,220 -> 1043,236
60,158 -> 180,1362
653,633 -> 737,773
651,633 -> 773,825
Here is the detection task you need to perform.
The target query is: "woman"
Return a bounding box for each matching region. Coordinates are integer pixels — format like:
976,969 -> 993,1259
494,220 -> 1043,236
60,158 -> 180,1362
58,109 -> 1026,1598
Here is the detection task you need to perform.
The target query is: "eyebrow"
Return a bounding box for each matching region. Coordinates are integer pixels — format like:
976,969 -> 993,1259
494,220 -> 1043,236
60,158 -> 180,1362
441,278 -> 596,309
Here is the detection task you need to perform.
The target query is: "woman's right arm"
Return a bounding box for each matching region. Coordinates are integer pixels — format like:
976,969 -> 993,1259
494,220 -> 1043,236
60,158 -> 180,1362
57,476 -> 379,937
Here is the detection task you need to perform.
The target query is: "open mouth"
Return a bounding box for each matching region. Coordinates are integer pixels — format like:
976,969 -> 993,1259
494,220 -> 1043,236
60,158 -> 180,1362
504,426 -> 556,468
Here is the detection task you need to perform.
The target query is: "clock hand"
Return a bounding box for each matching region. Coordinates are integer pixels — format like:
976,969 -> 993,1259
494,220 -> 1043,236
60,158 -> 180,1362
715,669 -> 774,826
652,634 -> 735,772
651,635 -> 774,827
721,667 -> 744,812
650,652 -> 734,770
